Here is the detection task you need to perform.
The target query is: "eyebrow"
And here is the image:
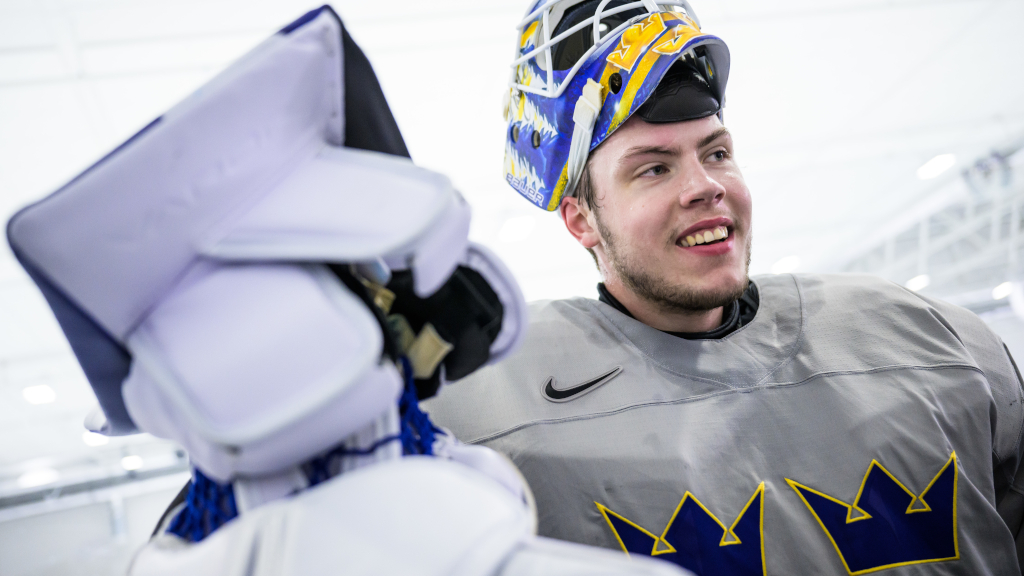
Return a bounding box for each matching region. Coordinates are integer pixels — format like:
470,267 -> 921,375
620,145 -> 679,162
618,127 -> 732,164
697,126 -> 731,150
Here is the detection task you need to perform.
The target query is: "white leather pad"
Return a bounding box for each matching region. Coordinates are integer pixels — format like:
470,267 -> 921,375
204,146 -> 471,297
8,15 -> 344,340
121,263 -> 402,481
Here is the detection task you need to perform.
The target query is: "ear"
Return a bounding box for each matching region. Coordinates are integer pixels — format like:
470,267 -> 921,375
560,196 -> 601,249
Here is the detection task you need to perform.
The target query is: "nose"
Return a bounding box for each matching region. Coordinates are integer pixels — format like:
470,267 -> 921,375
678,157 -> 726,208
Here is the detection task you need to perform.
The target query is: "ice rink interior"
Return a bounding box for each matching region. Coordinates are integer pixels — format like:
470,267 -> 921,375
1,0 -> 1022,574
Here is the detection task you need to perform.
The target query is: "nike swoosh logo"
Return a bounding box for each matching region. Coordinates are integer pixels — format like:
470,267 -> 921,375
542,366 -> 623,402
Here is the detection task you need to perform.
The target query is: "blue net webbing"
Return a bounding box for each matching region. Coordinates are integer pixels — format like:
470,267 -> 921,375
397,356 -> 443,456
166,467 -> 237,543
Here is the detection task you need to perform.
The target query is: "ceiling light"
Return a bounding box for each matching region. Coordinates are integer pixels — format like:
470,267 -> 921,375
82,431 -> 109,447
916,154 -> 956,180
770,255 -> 800,275
992,282 -> 1013,300
17,468 -> 59,488
121,455 -> 144,471
905,274 -> 930,292
498,215 -> 538,243
22,384 -> 56,404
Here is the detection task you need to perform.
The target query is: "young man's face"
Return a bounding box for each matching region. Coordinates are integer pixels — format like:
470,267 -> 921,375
572,113 -> 753,312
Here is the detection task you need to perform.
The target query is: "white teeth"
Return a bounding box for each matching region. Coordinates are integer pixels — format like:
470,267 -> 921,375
680,226 -> 730,247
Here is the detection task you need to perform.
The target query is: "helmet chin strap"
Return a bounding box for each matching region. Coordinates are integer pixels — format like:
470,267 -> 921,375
565,78 -> 605,201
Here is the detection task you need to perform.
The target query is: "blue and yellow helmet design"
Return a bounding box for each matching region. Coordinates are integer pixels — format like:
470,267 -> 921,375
503,0 -> 730,211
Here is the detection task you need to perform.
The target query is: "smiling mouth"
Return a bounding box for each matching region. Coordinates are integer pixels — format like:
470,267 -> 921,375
677,226 -> 730,248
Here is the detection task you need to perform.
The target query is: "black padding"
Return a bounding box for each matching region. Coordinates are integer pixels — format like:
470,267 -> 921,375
636,59 -> 721,123
328,265 -> 401,363
551,0 -> 645,71
339,22 -> 411,159
387,267 -> 504,399
280,7 -> 409,158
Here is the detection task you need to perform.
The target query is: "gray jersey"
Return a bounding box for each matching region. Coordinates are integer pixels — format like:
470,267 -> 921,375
424,274 -> 1024,575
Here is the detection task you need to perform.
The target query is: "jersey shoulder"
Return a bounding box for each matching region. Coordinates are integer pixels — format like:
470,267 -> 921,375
424,297 -> 636,441
782,272 -> 1024,462
786,272 -> 1009,364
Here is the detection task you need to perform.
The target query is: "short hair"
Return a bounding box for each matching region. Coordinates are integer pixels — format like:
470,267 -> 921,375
573,159 -> 600,269
576,158 -> 597,211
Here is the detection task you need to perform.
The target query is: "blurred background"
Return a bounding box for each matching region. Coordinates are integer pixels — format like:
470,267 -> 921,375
0,0 -> 1021,573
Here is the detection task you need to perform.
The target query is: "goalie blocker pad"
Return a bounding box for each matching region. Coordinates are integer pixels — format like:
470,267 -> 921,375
7,6 -> 526,481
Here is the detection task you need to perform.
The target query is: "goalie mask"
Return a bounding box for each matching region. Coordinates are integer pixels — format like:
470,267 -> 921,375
6,6 -> 526,484
503,0 -> 730,211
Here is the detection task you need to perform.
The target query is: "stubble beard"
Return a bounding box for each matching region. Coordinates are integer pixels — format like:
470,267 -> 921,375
595,209 -> 752,313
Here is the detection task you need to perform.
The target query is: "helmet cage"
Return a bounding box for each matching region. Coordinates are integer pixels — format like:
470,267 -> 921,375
509,0 -> 702,98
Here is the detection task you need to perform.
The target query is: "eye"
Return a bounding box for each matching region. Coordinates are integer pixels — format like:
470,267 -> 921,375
640,164 -> 669,177
707,149 -> 731,162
